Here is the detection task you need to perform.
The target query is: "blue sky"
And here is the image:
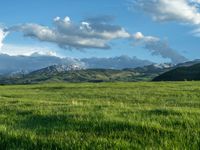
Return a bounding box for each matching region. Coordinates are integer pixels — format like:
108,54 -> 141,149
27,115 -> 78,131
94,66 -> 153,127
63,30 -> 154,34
0,0 -> 200,63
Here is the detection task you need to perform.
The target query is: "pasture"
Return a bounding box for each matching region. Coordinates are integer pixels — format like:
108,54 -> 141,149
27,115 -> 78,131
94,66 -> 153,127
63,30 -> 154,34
0,82 -> 199,149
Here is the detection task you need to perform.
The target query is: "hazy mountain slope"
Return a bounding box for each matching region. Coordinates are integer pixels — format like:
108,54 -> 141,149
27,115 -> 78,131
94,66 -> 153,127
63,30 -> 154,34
0,53 -> 83,75
176,59 -> 200,67
82,55 -> 153,69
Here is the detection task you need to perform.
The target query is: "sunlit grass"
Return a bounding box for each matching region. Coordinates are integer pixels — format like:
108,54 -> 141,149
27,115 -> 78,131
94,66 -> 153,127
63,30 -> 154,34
0,82 -> 199,149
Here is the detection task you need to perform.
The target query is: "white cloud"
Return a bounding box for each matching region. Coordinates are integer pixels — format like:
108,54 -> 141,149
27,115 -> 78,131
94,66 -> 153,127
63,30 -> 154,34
7,16 -> 131,50
131,0 -> 200,38
133,32 -> 144,40
132,0 -> 200,25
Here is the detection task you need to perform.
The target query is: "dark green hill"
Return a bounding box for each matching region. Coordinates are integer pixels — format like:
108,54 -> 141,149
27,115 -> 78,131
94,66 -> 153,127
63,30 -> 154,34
153,63 -> 200,81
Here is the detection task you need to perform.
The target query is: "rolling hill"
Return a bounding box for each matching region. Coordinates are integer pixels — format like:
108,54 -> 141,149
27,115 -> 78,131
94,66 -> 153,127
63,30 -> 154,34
153,63 -> 200,81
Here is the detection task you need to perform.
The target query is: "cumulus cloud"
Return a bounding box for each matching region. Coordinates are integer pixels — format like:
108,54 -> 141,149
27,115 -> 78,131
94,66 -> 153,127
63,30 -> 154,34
7,16 -> 131,50
133,32 -> 159,42
2,16 -> 187,63
0,28 -> 8,50
132,32 -> 188,63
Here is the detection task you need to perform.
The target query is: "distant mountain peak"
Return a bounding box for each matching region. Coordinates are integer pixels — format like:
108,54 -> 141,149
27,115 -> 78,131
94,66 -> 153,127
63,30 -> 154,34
46,64 -> 85,72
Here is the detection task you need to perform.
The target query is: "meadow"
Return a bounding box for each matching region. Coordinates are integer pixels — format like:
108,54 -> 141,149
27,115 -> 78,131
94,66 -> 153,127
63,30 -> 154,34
0,82 -> 199,149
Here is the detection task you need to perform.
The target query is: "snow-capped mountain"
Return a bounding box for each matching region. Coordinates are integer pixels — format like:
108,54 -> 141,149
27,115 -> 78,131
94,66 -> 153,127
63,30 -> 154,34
36,64 -> 85,74
0,54 -> 154,75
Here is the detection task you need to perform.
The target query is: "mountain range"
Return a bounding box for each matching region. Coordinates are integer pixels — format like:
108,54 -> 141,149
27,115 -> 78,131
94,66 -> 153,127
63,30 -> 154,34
0,63 -> 173,84
1,52 -> 200,84
0,53 -> 153,75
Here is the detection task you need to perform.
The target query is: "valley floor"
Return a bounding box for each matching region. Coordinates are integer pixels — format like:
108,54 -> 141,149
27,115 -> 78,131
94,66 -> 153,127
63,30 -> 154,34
0,82 -> 199,149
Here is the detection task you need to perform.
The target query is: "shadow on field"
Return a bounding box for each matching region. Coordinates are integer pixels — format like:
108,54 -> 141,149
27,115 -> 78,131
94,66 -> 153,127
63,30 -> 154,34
31,86 -> 67,91
18,114 -> 174,136
0,131 -> 66,150
145,109 -> 182,116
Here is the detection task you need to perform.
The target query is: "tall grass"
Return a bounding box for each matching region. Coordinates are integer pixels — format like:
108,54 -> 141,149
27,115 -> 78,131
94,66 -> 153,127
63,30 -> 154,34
0,82 -> 199,149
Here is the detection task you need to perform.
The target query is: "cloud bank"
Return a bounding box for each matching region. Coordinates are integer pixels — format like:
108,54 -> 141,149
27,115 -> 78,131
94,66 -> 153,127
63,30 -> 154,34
132,32 -> 188,63
7,16 -> 130,49
1,44 -> 59,57
145,41 -> 188,64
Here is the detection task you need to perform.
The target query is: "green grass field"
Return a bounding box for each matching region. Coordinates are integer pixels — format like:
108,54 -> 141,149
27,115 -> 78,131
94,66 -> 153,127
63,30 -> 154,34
0,82 -> 199,149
